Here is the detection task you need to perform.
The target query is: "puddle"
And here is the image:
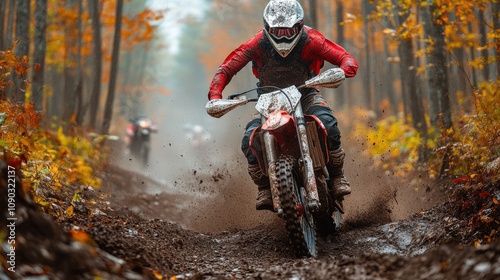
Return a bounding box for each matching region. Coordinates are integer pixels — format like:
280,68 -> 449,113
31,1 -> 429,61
355,220 -> 434,256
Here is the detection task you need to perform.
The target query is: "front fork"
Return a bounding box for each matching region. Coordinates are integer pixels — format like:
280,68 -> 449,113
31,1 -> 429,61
263,104 -> 320,214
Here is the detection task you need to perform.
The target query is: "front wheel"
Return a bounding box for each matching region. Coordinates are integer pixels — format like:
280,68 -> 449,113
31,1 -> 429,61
276,156 -> 317,257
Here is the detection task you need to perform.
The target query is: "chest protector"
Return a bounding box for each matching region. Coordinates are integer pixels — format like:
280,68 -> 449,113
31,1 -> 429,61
256,31 -> 312,94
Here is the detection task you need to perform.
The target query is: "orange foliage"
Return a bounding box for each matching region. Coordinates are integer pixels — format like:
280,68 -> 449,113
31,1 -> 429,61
45,0 -> 164,66
1,49 -> 107,216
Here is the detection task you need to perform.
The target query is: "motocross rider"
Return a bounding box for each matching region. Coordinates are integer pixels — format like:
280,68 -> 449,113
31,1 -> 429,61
207,0 -> 359,211
124,116 -> 154,154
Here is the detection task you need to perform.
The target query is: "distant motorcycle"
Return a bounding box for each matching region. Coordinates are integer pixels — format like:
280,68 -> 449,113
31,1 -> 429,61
183,124 -> 212,147
205,68 -> 346,257
126,116 -> 157,167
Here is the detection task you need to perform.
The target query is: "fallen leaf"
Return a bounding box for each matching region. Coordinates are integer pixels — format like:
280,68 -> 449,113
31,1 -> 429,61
65,205 -> 74,218
478,191 -> 491,198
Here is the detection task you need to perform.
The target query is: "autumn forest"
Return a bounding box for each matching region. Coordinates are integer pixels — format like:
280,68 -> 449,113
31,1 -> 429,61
0,0 -> 499,277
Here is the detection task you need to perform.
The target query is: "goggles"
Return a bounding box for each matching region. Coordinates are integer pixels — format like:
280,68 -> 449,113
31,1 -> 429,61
267,21 -> 303,40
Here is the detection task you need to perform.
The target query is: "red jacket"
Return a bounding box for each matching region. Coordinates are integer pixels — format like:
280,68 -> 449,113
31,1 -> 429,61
208,26 -> 358,100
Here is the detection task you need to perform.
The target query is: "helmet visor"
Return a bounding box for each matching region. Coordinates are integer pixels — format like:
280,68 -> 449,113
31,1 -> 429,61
268,24 -> 301,40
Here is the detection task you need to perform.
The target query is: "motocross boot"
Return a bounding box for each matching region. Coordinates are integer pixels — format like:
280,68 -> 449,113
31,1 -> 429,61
248,163 -> 273,211
328,147 -> 351,196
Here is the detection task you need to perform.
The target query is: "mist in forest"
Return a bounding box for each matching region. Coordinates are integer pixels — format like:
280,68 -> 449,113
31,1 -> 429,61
117,1 -> 257,193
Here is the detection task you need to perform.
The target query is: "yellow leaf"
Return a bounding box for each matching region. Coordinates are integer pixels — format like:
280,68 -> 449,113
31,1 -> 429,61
65,205 -> 74,218
33,195 -> 50,206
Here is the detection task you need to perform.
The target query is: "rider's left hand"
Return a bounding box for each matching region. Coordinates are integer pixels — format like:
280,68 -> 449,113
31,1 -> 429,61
331,68 -> 345,88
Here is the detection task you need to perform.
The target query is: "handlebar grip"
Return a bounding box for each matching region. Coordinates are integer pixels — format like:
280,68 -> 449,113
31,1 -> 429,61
228,93 -> 239,100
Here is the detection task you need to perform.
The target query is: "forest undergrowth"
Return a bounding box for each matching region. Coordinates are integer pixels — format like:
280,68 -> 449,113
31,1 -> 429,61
1,47 -> 108,221
346,79 -> 500,246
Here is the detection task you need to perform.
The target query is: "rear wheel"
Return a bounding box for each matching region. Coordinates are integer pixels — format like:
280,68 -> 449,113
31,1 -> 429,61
276,156 -> 317,257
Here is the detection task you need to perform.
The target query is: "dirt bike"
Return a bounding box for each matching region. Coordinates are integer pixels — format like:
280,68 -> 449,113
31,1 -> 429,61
205,68 -> 346,257
127,117 -> 157,167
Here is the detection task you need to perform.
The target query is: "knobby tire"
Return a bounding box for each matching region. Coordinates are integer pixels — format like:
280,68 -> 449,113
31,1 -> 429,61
276,156 -> 317,257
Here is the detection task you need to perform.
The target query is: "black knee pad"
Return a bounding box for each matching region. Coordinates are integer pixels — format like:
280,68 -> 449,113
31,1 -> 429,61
327,125 -> 341,150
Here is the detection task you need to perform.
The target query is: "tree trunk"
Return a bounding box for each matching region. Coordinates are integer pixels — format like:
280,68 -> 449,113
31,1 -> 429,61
32,0 -> 48,111
382,33 -> 398,115
454,47 -> 472,113
12,0 -> 30,103
493,1 -> 500,76
476,7 -> 489,81
63,0 -> 78,123
46,66 -> 63,118
430,2 -> 452,129
75,0 -> 84,125
467,21 -> 478,88
335,0 -> 345,108
102,0 -> 124,134
381,12 -> 399,116
4,0 -> 15,48
400,39 -> 427,135
0,0 -> 6,50
307,0 -> 317,28
371,21 -> 382,117
421,4 -> 439,127
394,2 -> 427,141
88,0 -> 102,130
362,0 -> 372,110
3,0 -> 15,100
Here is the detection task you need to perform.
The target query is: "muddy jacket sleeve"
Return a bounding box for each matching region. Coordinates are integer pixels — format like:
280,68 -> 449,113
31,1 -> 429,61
304,27 -> 359,78
207,33 -> 261,100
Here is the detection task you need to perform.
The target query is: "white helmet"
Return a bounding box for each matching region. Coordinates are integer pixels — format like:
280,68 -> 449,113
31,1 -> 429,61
263,0 -> 305,58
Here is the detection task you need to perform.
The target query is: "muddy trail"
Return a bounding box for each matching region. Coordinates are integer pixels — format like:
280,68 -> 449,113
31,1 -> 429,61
2,140 -> 499,279
67,139 -> 498,279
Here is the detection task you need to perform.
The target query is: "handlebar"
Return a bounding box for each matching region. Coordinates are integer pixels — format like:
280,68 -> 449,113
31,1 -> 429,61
207,68 -> 345,118
228,92 -> 247,100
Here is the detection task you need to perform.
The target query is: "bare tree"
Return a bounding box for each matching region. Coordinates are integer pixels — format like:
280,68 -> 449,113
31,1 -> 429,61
467,21 -> 478,88
88,0 -> 103,129
63,0 -> 78,122
493,1 -> 500,76
476,6 -> 490,81
0,0 -> 6,50
393,1 -> 427,140
75,0 -> 85,124
429,1 -> 452,129
382,35 -> 398,115
362,0 -> 373,110
335,0 -> 346,108
420,4 -> 439,126
102,0 -> 124,134
12,0 -> 30,103
307,0 -> 317,28
32,0 -> 48,111
4,0 -> 15,48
